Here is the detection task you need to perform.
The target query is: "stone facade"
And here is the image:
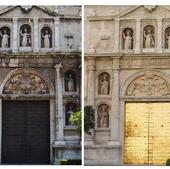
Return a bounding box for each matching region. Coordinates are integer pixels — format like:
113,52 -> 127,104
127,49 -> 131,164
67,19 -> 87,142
0,5 -> 81,164
84,5 -> 170,165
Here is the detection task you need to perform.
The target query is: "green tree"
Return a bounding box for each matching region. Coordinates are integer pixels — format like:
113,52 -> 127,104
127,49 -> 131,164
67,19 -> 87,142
70,111 -> 82,136
84,106 -> 95,135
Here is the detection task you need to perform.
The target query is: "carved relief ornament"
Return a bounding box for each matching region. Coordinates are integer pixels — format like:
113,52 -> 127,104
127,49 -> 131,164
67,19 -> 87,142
126,73 -> 170,96
3,71 -> 49,95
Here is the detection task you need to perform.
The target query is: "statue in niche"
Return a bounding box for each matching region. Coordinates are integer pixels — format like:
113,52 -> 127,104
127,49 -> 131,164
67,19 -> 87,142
42,30 -> 50,48
66,103 -> 75,126
20,26 -> 31,47
0,29 -> 9,48
143,26 -> 155,48
98,73 -> 110,95
165,28 -> 170,49
122,28 -> 133,50
98,104 -> 109,128
65,71 -> 76,92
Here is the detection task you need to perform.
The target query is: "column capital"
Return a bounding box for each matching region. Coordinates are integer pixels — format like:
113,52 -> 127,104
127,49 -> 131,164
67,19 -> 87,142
12,17 -> 18,22
54,63 -> 63,70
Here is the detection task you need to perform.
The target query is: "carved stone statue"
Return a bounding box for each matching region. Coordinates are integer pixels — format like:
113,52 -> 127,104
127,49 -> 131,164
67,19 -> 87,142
0,29 -> 9,48
123,29 -> 133,50
20,28 -> 31,47
66,72 -> 75,91
65,33 -> 74,49
66,104 -> 74,126
98,73 -> 110,95
98,104 -> 109,128
42,30 -> 50,48
144,27 -> 155,48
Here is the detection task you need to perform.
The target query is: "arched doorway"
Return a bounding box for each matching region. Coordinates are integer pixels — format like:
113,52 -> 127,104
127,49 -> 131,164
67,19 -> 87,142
0,68 -> 55,164
121,70 -> 170,165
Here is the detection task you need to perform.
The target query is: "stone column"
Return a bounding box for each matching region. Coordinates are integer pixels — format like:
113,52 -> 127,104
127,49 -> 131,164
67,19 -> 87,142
86,57 -> 95,107
54,17 -> 60,52
33,17 -> 39,52
0,98 -> 2,163
12,18 -> 18,52
157,18 -> 162,53
114,19 -> 120,53
110,58 -> 120,142
135,19 -> 141,53
54,64 -> 65,145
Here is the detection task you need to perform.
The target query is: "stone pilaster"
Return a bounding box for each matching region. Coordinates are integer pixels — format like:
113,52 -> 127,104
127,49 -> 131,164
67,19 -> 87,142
54,17 -> 60,52
86,58 -> 95,107
114,19 -> 120,53
110,58 -> 120,142
157,18 -> 162,53
135,19 -> 141,53
33,17 -> 39,52
12,18 -> 18,52
54,64 -> 65,145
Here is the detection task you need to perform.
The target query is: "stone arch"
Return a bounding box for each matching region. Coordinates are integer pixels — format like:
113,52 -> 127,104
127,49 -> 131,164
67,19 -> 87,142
97,104 -> 109,128
121,70 -> 170,97
98,72 -> 110,95
0,68 -> 55,96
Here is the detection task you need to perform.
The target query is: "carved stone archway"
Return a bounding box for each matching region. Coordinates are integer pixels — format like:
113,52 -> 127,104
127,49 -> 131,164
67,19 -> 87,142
0,68 -> 55,163
0,68 -> 55,97
121,70 -> 170,97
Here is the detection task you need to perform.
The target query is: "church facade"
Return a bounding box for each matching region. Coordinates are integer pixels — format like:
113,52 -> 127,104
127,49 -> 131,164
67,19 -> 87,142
84,5 -> 170,166
0,6 -> 81,164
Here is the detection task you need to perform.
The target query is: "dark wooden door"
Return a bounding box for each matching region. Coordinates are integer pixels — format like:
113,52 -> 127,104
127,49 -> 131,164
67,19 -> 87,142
2,100 -> 50,164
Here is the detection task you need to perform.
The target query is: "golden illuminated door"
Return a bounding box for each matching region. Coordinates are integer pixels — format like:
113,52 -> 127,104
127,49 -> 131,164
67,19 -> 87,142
125,102 -> 170,165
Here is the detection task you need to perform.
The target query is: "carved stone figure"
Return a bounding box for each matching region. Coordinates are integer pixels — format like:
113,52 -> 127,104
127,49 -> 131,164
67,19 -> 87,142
3,72 -> 49,95
144,27 -> 155,48
98,73 -> 110,95
123,29 -> 133,50
166,33 -> 170,49
65,33 -> 74,48
98,104 -> 109,128
126,73 -> 170,96
66,104 -> 74,126
0,29 -> 9,48
20,28 -> 31,47
66,72 -> 75,91
42,30 -> 50,48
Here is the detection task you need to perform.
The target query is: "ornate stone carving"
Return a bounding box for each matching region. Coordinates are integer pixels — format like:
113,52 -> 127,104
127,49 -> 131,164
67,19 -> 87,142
143,25 -> 155,48
65,71 -> 76,92
122,28 -> 133,50
97,104 -> 109,128
144,5 -> 157,12
0,27 -> 10,48
126,73 -> 170,96
98,72 -> 110,95
41,27 -> 52,48
3,71 -> 49,95
65,32 -> 74,49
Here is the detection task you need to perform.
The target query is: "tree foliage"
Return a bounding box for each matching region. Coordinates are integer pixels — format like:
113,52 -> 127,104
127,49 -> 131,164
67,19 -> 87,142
84,106 -> 95,135
70,111 -> 82,135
